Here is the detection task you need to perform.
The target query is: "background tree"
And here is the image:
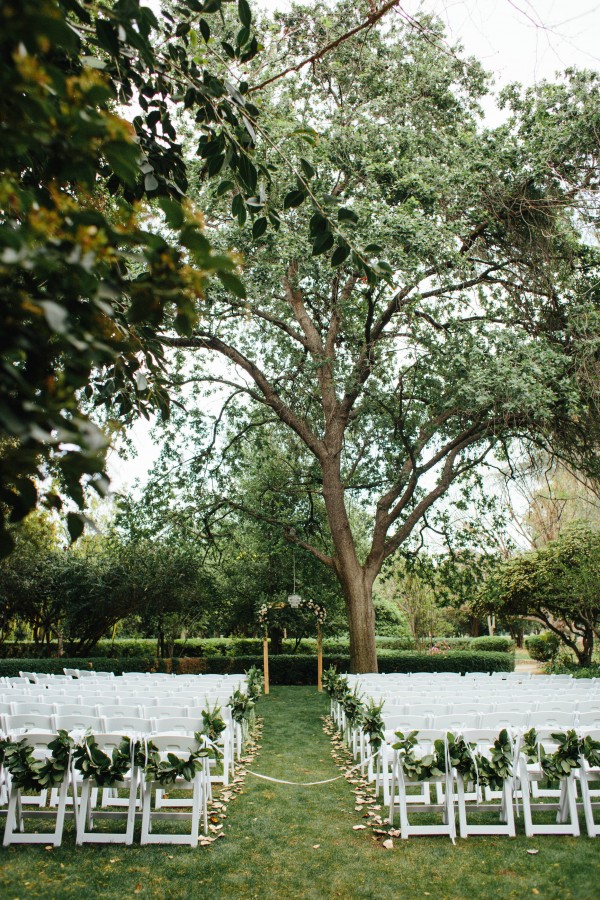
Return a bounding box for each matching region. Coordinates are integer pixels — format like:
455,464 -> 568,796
477,524 -> 600,666
159,2 -> 600,670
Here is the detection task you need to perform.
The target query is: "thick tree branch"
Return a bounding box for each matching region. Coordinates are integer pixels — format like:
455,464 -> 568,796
162,332 -> 326,460
249,1 -> 402,93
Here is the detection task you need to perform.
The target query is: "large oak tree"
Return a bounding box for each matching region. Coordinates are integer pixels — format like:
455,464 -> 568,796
160,2 -> 600,671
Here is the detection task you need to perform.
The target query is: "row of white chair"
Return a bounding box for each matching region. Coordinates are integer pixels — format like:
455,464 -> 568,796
385,727 -> 600,840
2,730 -> 212,848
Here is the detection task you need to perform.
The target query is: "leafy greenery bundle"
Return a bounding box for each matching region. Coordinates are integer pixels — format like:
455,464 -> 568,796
322,666 -> 341,697
394,729 -> 514,788
392,731 -> 447,781
143,733 -> 210,786
246,666 -> 264,702
521,728 -> 600,780
201,702 -> 227,742
361,699 -> 385,753
72,735 -> 136,788
229,688 -> 255,724
341,686 -> 365,728
3,731 -> 73,792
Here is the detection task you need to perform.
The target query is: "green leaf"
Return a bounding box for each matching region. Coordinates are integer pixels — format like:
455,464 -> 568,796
218,271 -> 247,299
252,217 -> 268,239
283,190 -> 306,210
237,155 -> 258,193
238,0 -> 252,28
221,41 -> 236,60
338,207 -> 359,225
199,18 -> 210,42
309,213 -> 328,236
67,512 -> 85,543
312,232 -> 334,256
300,158 -> 315,179
331,245 -> 350,266
216,180 -> 235,197
158,197 -> 185,229
104,141 -> 140,187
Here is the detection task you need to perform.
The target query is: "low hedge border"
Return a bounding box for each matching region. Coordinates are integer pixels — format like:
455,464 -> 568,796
0,650 -> 513,682
0,634 -> 514,659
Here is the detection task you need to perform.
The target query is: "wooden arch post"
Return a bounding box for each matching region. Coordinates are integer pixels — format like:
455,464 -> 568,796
263,627 -> 269,695
317,621 -> 323,692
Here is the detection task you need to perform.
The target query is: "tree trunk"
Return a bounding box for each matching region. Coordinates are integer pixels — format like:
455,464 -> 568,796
321,457 -> 379,672
579,627 -> 594,667
337,564 -> 378,673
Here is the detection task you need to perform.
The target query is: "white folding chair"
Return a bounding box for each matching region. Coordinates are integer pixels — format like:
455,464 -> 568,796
517,730 -> 580,837
3,732 -> 72,847
578,729 -> 600,837
75,734 -> 138,845
388,729 -> 456,841
140,734 -> 209,847
455,729 -> 516,838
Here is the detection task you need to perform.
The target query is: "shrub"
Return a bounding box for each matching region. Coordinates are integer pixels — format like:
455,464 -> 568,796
0,650 -> 513,681
470,636 -> 515,653
526,632 -> 561,662
0,657 -> 155,677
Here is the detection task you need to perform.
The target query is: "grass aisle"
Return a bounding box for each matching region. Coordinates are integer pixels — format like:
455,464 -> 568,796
1,686 -> 599,899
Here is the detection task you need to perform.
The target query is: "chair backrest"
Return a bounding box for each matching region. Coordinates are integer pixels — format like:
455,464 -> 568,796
383,714 -> 431,733
479,711 -> 530,730
151,716 -> 201,735
149,732 -> 203,755
529,711 -> 577,729
5,713 -> 54,735
9,701 -> 53,716
102,716 -> 153,735
96,704 -> 142,718
433,713 -> 480,731
145,705 -> 193,719
576,711 -> 600,729
53,713 -> 104,732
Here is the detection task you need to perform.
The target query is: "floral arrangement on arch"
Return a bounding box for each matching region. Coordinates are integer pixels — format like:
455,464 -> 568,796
257,599 -> 327,627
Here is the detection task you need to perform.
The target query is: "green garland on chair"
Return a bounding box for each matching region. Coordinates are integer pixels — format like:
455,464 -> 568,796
143,732 -> 211,786
201,702 -> 227,742
361,699 -> 385,753
393,729 -> 514,789
3,731 -> 73,792
522,728 -> 593,781
72,734 -> 137,788
341,686 -> 365,728
229,689 -> 255,724
392,731 -> 447,780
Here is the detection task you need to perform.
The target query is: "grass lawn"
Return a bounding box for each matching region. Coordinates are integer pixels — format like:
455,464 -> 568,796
1,685 -> 599,899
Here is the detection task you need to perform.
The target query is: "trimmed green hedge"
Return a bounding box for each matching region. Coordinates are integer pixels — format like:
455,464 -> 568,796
0,634 -> 514,658
0,650 -> 513,682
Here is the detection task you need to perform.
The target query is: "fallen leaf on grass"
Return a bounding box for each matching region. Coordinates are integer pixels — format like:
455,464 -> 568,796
134,884 -> 142,894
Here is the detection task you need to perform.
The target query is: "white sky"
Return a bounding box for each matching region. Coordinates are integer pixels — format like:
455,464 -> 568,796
108,0 -> 600,491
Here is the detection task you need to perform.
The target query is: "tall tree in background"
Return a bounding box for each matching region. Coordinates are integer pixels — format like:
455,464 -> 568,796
161,3 -> 600,671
